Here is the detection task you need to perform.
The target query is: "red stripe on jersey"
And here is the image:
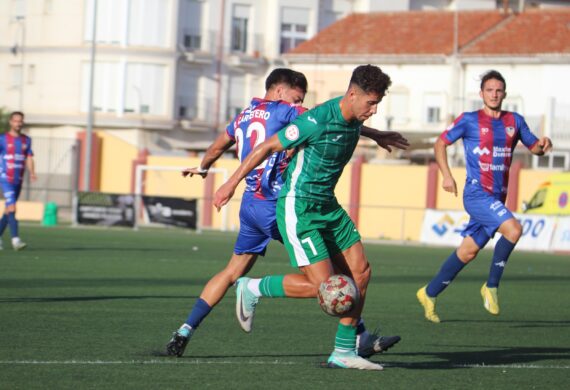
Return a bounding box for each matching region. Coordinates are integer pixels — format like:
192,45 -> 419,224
440,113 -> 465,145
6,134 -> 16,184
501,112 -> 516,196
478,110 -> 494,194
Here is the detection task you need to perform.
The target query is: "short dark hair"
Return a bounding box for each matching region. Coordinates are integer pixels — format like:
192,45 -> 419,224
265,68 -> 308,94
349,65 -> 392,95
9,111 -> 24,120
480,70 -> 506,91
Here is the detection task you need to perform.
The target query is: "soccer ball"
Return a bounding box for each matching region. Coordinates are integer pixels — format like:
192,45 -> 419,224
317,274 -> 359,316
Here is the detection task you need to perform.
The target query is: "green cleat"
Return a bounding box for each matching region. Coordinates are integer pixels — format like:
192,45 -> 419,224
327,350 -> 383,370
235,277 -> 258,333
481,283 -> 500,315
417,286 -> 440,323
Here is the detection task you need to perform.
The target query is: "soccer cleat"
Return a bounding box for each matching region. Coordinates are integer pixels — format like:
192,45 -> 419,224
235,277 -> 258,333
481,283 -> 500,315
166,327 -> 193,357
12,240 -> 27,251
327,350 -> 383,371
357,331 -> 401,358
417,286 -> 441,323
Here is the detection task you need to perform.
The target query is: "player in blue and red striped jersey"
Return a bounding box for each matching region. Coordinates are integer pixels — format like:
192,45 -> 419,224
166,68 -> 407,357
0,111 -> 37,251
417,70 -> 553,323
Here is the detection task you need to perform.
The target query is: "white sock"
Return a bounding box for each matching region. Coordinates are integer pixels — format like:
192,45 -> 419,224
247,278 -> 262,297
12,237 -> 21,245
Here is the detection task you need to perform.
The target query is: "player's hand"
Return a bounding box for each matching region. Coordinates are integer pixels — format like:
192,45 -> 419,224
537,137 -> 553,154
442,176 -> 457,197
213,182 -> 236,212
369,131 -> 410,152
182,167 -> 208,178
30,173 -> 38,181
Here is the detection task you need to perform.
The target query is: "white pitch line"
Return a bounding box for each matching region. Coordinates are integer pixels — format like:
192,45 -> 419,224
0,360 -> 568,369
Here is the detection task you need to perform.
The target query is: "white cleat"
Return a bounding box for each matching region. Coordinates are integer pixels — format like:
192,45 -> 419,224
235,277 -> 258,333
327,351 -> 384,371
12,240 -> 27,251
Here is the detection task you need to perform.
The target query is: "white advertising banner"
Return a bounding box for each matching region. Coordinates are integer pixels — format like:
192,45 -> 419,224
515,214 -> 556,251
551,217 -> 570,252
420,210 -> 556,251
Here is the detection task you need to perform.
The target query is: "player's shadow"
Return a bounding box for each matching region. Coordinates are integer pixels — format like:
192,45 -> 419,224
0,295 -> 200,303
444,318 -> 570,328
385,346 -> 570,369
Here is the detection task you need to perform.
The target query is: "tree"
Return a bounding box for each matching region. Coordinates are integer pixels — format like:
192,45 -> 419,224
0,108 -> 10,133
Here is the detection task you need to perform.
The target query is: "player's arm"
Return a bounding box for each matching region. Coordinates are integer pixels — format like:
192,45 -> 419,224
360,126 -> 410,152
530,137 -> 553,156
214,135 -> 284,211
434,137 -> 457,197
26,155 -> 37,181
182,132 -> 235,178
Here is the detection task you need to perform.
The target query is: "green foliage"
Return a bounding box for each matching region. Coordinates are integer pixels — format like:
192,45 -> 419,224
0,108 -> 10,133
0,226 -> 568,388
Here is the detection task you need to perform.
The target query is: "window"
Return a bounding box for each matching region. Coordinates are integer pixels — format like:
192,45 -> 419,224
184,33 -> 201,50
388,90 -> 409,125
10,65 -> 22,88
84,0 -> 169,47
128,0 -> 169,47
424,93 -> 445,124
84,0 -> 125,44
231,5 -> 250,52
534,152 -> 570,170
280,7 -> 309,54
81,62 -> 120,113
181,0 -> 203,50
228,74 -> 245,119
124,63 -> 166,115
12,0 -> 25,18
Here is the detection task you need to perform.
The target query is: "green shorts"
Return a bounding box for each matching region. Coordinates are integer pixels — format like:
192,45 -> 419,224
276,196 -> 361,268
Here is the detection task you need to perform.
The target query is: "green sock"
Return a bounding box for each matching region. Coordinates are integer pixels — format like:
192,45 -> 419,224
259,275 -> 286,297
334,323 -> 357,353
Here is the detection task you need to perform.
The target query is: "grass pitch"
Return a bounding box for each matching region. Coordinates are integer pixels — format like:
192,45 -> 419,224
0,225 -> 568,389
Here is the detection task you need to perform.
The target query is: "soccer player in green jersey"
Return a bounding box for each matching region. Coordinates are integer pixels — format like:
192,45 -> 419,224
214,64 -> 392,370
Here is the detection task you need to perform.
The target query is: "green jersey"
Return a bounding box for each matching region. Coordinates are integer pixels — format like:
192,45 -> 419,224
277,96 -> 362,202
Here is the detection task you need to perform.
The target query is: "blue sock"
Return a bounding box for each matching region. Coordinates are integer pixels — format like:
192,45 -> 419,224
7,212 -> 18,238
487,236 -> 516,288
426,251 -> 466,297
184,298 -> 212,329
356,318 -> 366,335
0,214 -> 7,236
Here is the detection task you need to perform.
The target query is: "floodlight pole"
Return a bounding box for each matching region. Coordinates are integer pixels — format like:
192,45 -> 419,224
84,0 -> 98,191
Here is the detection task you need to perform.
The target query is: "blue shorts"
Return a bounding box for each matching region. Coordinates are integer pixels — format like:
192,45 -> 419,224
462,183 -> 514,248
1,181 -> 22,207
234,192 -> 282,255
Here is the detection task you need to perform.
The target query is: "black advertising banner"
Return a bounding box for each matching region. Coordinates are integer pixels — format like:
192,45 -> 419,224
142,196 -> 197,229
77,192 -> 135,227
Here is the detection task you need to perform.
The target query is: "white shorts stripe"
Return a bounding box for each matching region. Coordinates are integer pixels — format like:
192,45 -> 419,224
285,148 -> 309,266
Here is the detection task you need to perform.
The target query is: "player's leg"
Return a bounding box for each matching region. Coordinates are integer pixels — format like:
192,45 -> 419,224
166,252 -> 258,356
2,183 -> 26,251
482,216 -> 522,315
418,220 -> 488,323
167,198 -> 269,356
326,241 -> 382,370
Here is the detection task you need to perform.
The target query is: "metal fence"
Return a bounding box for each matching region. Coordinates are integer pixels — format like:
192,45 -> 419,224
19,137 -> 79,219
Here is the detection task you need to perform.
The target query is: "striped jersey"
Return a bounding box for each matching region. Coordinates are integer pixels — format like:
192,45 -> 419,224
277,96 -> 362,202
441,110 -> 539,198
0,133 -> 34,184
226,98 -> 306,200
